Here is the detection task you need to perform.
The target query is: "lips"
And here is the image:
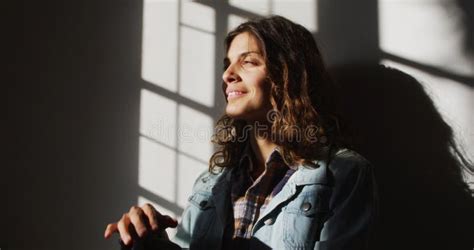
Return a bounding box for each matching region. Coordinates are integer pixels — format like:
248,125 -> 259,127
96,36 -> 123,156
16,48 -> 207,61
226,88 -> 247,100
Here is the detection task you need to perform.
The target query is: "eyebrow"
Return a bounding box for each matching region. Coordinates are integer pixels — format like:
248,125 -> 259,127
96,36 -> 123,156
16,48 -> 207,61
223,51 -> 263,65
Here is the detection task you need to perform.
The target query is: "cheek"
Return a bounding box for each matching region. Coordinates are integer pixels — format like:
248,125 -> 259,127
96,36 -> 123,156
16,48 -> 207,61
251,79 -> 272,104
248,72 -> 269,95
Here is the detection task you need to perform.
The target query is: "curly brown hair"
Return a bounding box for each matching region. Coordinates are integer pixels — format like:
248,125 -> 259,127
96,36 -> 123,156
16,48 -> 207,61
209,16 -> 345,172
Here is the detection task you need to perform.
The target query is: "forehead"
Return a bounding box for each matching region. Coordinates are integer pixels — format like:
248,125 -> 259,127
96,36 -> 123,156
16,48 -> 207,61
227,32 -> 262,58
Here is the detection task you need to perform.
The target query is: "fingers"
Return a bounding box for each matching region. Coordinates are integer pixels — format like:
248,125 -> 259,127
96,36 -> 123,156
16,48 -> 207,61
142,203 -> 159,231
128,206 -> 148,237
104,223 -> 117,239
104,203 -> 178,245
117,213 -> 133,245
160,215 -> 178,229
141,203 -> 178,231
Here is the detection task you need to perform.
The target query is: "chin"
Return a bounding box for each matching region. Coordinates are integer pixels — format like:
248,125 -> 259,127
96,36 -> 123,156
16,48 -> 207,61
225,102 -> 270,122
225,109 -> 245,119
225,104 -> 250,120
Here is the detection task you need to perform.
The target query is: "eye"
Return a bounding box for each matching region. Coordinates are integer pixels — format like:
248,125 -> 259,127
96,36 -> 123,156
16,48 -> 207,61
242,60 -> 257,66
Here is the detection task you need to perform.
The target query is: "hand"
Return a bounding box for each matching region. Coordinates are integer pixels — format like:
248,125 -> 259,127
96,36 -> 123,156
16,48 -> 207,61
104,203 -> 178,246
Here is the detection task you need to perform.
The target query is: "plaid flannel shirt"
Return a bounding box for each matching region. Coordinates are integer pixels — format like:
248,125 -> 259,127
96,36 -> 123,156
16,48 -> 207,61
230,145 -> 296,239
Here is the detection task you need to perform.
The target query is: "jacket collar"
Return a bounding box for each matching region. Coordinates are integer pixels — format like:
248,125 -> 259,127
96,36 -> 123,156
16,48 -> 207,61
291,160 -> 330,186
213,143 -> 332,194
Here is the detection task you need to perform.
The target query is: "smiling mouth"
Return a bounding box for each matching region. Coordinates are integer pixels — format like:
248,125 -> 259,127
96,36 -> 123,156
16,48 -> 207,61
227,91 -> 247,100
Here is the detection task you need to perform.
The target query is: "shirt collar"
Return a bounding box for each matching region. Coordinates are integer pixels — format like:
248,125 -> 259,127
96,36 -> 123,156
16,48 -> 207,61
238,142 -> 254,172
237,142 -> 294,172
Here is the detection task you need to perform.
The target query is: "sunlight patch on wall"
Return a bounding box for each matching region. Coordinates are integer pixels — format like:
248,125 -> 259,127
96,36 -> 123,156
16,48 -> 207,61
177,105 -> 213,162
139,0 -> 217,218
138,136 -> 176,202
379,0 -> 473,76
177,154 -> 208,208
229,0 -> 271,15
273,0 -> 317,32
227,0 -> 318,33
141,0 -> 179,92
140,89 -> 177,148
228,14 -> 248,33
179,27 -> 216,107
181,1 -> 216,33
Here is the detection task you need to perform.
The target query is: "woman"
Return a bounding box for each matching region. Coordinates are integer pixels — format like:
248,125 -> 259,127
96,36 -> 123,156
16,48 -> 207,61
104,15 -> 378,250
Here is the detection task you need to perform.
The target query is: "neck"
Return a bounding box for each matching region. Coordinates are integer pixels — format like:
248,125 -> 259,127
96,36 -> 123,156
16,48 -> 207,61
248,121 -> 278,175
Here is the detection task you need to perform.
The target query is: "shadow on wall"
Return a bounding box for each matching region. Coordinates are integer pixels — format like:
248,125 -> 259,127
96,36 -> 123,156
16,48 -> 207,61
455,0 -> 474,58
331,65 -> 474,250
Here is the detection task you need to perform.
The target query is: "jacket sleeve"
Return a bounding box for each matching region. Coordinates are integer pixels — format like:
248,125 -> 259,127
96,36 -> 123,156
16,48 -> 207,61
171,170 -> 212,249
171,204 -> 192,249
314,155 -> 378,250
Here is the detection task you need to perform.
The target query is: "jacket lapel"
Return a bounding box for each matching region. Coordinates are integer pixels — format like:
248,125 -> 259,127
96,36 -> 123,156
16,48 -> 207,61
252,160 -> 330,233
211,169 -> 232,233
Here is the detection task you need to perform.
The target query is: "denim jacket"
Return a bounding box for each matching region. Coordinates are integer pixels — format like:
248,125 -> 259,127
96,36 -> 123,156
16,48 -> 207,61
171,148 -> 377,250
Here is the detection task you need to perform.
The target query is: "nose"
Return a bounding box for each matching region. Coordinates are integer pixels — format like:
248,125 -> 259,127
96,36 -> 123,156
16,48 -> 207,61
222,63 -> 240,85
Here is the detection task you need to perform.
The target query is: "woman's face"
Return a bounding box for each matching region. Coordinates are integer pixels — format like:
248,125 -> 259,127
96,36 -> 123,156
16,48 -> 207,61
223,32 -> 273,122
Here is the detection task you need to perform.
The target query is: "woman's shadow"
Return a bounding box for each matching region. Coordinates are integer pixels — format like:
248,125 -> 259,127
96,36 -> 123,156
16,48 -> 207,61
331,64 -> 474,250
